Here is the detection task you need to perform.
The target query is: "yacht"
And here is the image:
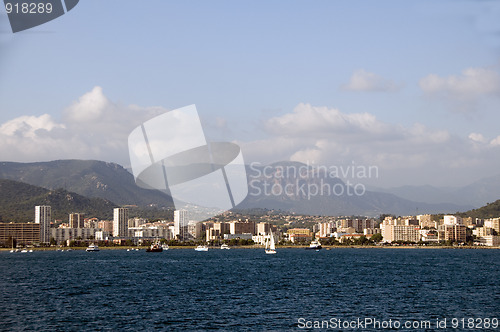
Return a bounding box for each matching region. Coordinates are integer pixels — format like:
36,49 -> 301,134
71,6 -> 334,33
306,240 -> 322,250
220,244 -> 230,250
265,232 -> 277,254
146,242 -> 163,252
195,245 -> 209,252
86,243 -> 100,252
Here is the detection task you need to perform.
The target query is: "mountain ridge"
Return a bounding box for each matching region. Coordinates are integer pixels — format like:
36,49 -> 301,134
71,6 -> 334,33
0,159 -> 480,217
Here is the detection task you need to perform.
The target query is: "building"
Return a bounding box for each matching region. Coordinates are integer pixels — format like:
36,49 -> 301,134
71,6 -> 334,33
318,222 -> 336,237
353,219 -> 376,233
417,214 -> 434,228
188,221 -> 204,239
381,223 -> 420,243
484,218 -> 500,234
256,222 -> 271,236
174,209 -> 189,240
0,222 -> 40,245
364,228 -> 381,236
35,205 -> 51,243
229,221 -> 255,235
438,224 -> 467,243
98,220 -> 113,233
69,213 -> 85,228
476,235 -> 500,247
51,227 -> 99,244
444,215 -> 463,225
206,222 -> 230,242
113,208 -> 129,237
287,228 -> 313,243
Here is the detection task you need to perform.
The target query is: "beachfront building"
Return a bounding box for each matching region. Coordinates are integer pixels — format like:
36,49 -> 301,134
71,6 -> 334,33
113,208 -> 129,237
35,205 -> 51,243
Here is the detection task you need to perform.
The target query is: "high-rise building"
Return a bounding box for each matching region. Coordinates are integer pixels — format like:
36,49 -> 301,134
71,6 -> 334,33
174,209 -> 189,240
69,213 -> 85,228
229,220 -> 255,235
438,224 -> 467,243
444,215 -> 463,225
35,205 -> 51,243
113,208 -> 128,237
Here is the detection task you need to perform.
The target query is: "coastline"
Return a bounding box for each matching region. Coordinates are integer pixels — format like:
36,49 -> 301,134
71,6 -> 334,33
2,245 -> 499,251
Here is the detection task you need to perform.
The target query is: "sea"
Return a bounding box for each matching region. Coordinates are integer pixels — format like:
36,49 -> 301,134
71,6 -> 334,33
0,248 -> 499,331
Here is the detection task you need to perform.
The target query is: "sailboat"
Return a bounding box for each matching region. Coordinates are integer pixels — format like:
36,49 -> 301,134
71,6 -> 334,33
265,232 -> 277,254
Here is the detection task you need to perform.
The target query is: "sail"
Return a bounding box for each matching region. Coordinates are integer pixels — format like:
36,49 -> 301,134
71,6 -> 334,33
269,232 -> 275,250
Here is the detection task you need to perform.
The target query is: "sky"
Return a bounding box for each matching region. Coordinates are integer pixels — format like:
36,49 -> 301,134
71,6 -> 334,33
1,0 -> 500,188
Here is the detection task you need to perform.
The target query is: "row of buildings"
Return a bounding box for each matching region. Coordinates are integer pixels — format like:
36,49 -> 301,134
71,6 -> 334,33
310,214 -> 500,246
1,206 -> 499,247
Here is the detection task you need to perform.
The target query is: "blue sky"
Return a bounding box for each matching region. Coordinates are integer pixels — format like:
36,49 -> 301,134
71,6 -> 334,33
1,0 -> 500,188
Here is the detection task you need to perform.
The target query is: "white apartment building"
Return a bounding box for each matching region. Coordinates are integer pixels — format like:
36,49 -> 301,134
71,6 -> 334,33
35,205 -> 51,243
113,208 -> 129,237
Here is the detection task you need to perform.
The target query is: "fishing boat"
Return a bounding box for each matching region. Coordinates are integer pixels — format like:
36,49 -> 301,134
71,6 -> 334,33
86,243 -> 100,252
195,245 -> 209,252
306,240 -> 322,250
146,241 -> 163,252
265,232 -> 277,254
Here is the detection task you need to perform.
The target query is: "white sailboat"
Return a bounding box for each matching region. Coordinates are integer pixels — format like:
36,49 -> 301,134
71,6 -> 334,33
265,232 -> 277,254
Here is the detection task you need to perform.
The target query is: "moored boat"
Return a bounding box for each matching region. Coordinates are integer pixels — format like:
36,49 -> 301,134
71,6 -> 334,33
146,242 -> 163,252
86,243 -> 100,252
195,245 -> 209,252
220,244 -> 230,250
306,240 -> 322,250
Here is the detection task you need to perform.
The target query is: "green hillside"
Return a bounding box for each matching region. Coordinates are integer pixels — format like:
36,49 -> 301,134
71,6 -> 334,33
459,199 -> 500,219
0,179 -> 116,222
0,160 -> 174,207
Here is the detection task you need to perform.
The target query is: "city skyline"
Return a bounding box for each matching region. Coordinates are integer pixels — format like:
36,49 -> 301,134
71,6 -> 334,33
0,1 -> 500,189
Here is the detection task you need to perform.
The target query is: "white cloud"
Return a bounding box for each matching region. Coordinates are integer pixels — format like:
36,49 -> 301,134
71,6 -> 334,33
419,67 -> 500,99
468,132 -> 487,144
239,103 -> 500,187
0,87 -> 167,165
0,114 -> 65,138
265,103 -> 389,138
343,69 -> 400,92
63,86 -> 111,123
490,135 -> 500,146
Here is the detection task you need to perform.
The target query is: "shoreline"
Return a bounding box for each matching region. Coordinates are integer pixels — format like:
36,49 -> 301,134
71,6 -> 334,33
1,245 -> 499,251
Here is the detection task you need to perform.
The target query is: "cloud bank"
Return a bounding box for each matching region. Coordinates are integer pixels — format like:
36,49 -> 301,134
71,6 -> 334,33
0,86 -> 167,166
239,103 -> 500,187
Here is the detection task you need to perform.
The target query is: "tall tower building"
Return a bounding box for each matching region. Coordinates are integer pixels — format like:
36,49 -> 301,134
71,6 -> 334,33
113,208 -> 129,237
174,209 -> 189,240
35,205 -> 51,243
69,213 -> 85,228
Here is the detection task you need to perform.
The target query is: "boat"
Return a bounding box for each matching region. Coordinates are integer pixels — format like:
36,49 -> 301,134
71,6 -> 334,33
162,244 -> 169,250
86,243 -> 100,252
306,240 -> 322,250
20,248 -> 28,253
220,244 -> 230,250
265,232 -> 277,254
146,241 -> 163,252
195,245 -> 209,252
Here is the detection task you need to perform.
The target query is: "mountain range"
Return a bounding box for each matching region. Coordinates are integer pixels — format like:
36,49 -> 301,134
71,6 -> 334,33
370,173 -> 500,208
0,159 -> 495,217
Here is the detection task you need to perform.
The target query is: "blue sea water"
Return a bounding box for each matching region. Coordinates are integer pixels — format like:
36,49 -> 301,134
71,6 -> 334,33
0,248 -> 499,331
